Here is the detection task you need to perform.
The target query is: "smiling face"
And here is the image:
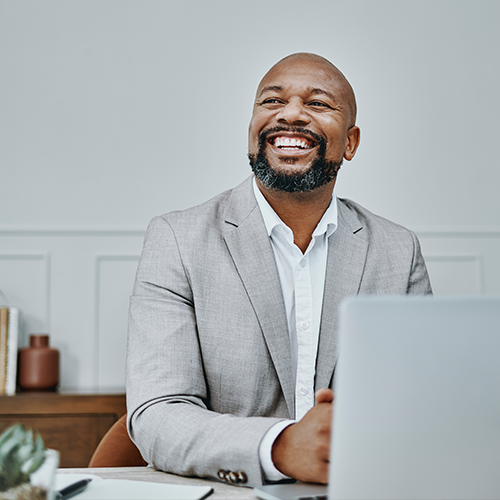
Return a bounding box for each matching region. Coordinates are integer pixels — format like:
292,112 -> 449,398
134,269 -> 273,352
248,54 -> 360,193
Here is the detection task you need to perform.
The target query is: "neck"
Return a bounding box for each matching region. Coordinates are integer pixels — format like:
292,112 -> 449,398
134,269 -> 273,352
256,178 -> 335,253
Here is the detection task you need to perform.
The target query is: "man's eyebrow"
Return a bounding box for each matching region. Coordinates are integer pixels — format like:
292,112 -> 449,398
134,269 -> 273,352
258,85 -> 338,102
309,87 -> 337,102
258,85 -> 283,97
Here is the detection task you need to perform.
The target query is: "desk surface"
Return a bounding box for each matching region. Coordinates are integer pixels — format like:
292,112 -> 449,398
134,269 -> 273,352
58,467 -> 258,500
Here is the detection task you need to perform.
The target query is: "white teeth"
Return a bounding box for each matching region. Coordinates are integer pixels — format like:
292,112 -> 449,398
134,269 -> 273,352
273,137 -> 311,149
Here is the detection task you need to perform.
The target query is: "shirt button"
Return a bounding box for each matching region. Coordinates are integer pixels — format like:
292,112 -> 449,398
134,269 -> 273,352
300,387 -> 309,396
300,322 -> 309,330
300,260 -> 307,268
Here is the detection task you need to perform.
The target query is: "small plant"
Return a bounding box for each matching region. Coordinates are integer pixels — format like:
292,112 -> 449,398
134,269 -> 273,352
0,424 -> 46,493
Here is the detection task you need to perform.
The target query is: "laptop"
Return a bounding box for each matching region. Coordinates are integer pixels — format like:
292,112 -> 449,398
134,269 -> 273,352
255,296 -> 500,500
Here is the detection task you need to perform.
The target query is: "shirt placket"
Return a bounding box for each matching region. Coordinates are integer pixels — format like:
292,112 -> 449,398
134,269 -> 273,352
294,252 -> 315,421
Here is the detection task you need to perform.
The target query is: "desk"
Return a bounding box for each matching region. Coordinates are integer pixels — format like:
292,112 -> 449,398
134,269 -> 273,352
58,467 -> 258,500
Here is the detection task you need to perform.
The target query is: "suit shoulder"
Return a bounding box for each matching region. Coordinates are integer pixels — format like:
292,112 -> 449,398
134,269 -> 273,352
148,186 -> 235,234
145,177 -> 256,244
338,197 -> 418,242
148,176 -> 254,233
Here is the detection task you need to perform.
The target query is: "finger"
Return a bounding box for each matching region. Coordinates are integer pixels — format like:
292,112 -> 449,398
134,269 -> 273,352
315,388 -> 334,404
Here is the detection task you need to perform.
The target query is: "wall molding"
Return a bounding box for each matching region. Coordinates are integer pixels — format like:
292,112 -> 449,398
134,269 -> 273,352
1,226 -> 500,238
0,228 -> 145,237
424,254 -> 483,262
0,253 -> 52,331
424,253 -> 485,294
414,229 -> 500,239
93,255 -> 140,388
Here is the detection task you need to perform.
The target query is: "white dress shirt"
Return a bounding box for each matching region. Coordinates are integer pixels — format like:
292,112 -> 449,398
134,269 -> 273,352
252,179 -> 338,481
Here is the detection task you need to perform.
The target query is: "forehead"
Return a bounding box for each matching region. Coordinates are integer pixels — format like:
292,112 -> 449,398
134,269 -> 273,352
256,59 -> 344,100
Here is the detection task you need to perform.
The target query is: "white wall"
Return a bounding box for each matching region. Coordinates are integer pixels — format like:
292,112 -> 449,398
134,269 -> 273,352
1,0 -> 499,390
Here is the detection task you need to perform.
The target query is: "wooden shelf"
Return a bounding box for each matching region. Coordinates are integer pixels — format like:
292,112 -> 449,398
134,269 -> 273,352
0,392 -> 126,467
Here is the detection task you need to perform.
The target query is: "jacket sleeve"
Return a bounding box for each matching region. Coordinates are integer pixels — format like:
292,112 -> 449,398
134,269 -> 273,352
407,230 -> 433,295
126,216 -> 284,487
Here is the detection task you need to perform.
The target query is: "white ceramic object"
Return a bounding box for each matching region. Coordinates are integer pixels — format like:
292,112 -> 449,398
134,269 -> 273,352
30,449 -> 60,500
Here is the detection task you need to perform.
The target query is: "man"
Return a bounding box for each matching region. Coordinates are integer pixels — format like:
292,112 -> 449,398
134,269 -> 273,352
126,53 -> 431,488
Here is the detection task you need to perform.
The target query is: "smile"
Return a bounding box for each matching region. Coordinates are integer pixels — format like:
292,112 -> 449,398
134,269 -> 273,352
269,135 -> 315,150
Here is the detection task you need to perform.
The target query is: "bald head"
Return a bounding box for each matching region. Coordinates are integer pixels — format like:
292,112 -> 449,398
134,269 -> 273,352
248,51 -> 361,194
257,53 -> 357,126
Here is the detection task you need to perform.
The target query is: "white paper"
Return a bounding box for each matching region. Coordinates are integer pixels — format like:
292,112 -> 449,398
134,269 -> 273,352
55,474 -> 213,500
55,474 -> 103,490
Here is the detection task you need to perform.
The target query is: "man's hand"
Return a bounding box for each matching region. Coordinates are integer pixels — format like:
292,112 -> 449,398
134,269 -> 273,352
271,388 -> 334,483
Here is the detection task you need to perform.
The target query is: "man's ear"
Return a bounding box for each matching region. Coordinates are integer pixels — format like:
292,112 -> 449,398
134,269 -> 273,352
344,126 -> 361,161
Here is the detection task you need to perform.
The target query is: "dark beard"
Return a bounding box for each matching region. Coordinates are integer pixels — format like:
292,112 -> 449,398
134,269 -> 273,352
248,126 -> 342,193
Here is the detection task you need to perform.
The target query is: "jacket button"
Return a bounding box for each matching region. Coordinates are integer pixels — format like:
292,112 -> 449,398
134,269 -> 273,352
228,471 -> 239,483
217,469 -> 227,481
237,471 -> 248,484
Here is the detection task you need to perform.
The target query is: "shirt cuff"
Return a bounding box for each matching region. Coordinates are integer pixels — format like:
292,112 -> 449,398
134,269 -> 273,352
259,419 -> 295,482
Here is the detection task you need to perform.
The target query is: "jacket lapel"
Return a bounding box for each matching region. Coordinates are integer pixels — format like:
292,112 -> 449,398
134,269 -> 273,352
222,177 -> 295,419
315,199 -> 369,391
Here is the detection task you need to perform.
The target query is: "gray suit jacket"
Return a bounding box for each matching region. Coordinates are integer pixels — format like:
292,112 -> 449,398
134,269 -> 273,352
126,176 -> 431,487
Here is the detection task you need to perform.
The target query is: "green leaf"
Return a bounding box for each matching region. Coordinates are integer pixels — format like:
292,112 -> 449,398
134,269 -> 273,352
34,433 -> 45,453
0,425 -> 17,447
0,424 -> 47,492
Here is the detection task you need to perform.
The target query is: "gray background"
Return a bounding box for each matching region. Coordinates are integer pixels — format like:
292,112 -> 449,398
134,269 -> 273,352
1,0 -> 499,390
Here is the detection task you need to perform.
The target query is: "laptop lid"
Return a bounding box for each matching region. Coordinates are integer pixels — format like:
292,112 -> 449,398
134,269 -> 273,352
329,295 -> 500,500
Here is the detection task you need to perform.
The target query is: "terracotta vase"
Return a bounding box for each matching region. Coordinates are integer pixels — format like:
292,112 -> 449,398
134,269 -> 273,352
18,335 -> 60,391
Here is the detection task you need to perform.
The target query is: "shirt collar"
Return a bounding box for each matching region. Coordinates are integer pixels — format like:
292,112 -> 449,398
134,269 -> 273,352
253,177 -> 338,239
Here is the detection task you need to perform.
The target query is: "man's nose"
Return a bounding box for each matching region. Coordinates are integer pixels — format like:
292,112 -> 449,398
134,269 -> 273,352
276,100 -> 311,126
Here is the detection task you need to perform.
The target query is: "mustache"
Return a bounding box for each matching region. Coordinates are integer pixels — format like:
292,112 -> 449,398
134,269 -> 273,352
258,126 -> 325,148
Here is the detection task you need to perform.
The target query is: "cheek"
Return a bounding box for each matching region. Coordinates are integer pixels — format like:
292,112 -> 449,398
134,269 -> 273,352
324,127 -> 347,155
249,108 -> 272,134
248,118 -> 263,152
248,132 -> 258,155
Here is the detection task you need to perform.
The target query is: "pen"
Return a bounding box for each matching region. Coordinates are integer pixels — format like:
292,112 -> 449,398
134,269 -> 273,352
55,478 -> 92,500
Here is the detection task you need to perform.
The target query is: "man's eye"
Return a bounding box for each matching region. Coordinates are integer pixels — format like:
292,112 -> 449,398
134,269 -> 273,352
262,98 -> 281,104
309,101 -> 329,108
